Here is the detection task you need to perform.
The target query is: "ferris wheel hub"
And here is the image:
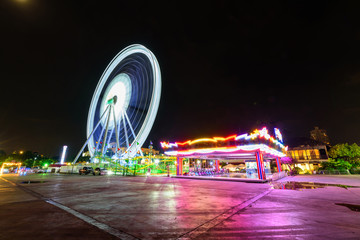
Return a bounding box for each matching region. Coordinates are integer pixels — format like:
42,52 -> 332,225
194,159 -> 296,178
107,96 -> 117,105
99,73 -> 132,128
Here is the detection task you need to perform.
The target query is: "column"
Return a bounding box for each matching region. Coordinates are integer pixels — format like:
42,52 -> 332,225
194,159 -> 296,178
180,158 -> 183,175
215,160 -> 219,172
255,151 -> 266,180
276,157 -> 282,173
176,157 -> 183,176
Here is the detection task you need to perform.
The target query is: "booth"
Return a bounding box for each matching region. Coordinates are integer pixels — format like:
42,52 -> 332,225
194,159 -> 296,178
160,127 -> 287,180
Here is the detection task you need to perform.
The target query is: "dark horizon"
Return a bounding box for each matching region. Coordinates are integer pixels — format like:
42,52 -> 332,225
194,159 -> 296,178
1,1 -> 360,157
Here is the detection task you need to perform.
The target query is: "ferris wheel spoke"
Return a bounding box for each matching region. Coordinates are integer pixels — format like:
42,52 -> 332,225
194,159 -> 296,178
95,125 -> 106,155
103,124 -> 115,155
123,110 -> 144,157
128,104 -> 147,114
100,105 -> 113,158
121,110 -> 130,157
95,106 -> 111,155
116,108 -> 123,150
73,105 -> 110,164
112,104 -> 120,155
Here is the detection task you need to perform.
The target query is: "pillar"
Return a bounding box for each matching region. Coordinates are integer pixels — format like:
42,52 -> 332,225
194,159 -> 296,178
176,157 -> 183,176
255,151 -> 266,180
215,160 -> 219,172
276,157 -> 282,173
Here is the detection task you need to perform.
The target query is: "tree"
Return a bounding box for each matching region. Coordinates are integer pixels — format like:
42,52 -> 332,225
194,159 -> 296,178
22,151 -> 34,161
23,158 -> 36,168
0,150 -> 6,159
320,159 -> 352,171
328,143 -> 360,168
281,156 -> 298,173
39,158 -> 56,167
0,150 -> 6,165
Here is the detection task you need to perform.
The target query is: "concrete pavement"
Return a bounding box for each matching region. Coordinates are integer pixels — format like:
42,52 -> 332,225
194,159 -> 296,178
0,174 -> 360,239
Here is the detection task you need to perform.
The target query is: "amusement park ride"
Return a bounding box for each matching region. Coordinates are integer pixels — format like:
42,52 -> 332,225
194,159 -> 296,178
72,44 -> 175,175
160,127 -> 287,180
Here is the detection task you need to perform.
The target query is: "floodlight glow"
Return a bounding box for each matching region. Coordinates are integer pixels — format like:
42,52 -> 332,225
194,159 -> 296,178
60,145 -> 67,164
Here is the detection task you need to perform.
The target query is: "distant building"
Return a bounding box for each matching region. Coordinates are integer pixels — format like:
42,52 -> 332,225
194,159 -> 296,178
86,144 -> 159,158
285,145 -> 329,173
107,142 -> 159,156
114,147 -> 159,156
82,151 -> 91,157
310,126 -> 330,145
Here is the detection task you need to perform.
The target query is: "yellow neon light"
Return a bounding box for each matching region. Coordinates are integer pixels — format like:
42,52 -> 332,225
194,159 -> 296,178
178,135 -> 237,146
161,127 -> 288,151
0,162 -> 22,175
190,138 -> 217,144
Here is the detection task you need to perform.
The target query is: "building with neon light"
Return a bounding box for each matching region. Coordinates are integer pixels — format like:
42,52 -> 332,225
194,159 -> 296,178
160,127 -> 287,180
286,144 -> 329,174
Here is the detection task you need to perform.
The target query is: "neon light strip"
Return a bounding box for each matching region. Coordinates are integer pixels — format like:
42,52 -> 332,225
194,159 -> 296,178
176,135 -> 237,146
235,134 -> 247,140
160,127 -> 287,151
164,144 -> 286,157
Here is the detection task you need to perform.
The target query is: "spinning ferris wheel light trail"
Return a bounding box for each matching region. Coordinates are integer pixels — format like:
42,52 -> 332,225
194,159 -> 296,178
73,44 -> 161,164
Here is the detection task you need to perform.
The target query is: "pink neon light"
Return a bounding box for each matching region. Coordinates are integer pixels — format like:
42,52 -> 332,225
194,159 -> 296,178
164,144 -> 286,157
160,127 -> 288,152
177,135 -> 237,146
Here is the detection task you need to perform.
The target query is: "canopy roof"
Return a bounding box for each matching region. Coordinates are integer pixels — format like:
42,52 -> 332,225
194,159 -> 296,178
161,127 -> 287,160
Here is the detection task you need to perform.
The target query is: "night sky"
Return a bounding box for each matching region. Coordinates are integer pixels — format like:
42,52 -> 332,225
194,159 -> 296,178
1,0 -> 360,157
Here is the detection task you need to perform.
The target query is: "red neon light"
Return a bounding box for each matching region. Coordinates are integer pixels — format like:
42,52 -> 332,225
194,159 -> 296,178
175,146 -> 239,154
175,135 -> 237,146
161,127 -> 287,151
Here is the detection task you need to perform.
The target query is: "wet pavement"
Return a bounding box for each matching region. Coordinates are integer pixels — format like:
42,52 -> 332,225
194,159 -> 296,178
270,181 -> 360,190
1,174 -> 360,239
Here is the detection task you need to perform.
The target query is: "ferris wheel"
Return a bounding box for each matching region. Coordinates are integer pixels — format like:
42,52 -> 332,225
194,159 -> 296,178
73,44 -> 161,163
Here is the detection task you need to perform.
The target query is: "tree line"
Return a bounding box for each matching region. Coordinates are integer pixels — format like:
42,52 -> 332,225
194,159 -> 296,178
282,143 -> 360,174
0,150 -> 57,168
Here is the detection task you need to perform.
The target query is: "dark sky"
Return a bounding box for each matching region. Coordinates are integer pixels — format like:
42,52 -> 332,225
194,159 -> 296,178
1,0 -> 360,157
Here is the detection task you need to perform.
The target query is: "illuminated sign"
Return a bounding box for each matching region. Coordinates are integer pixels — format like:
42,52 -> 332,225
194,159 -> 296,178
160,127 -> 287,151
274,128 -> 283,143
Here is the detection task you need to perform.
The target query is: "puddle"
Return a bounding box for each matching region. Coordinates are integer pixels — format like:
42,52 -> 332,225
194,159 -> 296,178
336,203 -> 360,212
20,181 -> 47,184
270,181 -> 359,190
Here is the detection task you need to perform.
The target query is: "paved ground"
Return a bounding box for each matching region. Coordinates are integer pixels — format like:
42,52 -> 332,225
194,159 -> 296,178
0,174 -> 360,239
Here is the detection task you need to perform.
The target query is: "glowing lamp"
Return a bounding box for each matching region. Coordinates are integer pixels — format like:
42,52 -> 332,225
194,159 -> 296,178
60,145 -> 68,164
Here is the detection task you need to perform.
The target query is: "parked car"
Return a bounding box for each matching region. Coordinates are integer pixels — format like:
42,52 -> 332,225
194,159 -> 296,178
94,168 -> 108,175
79,167 -> 95,175
32,167 -> 45,173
